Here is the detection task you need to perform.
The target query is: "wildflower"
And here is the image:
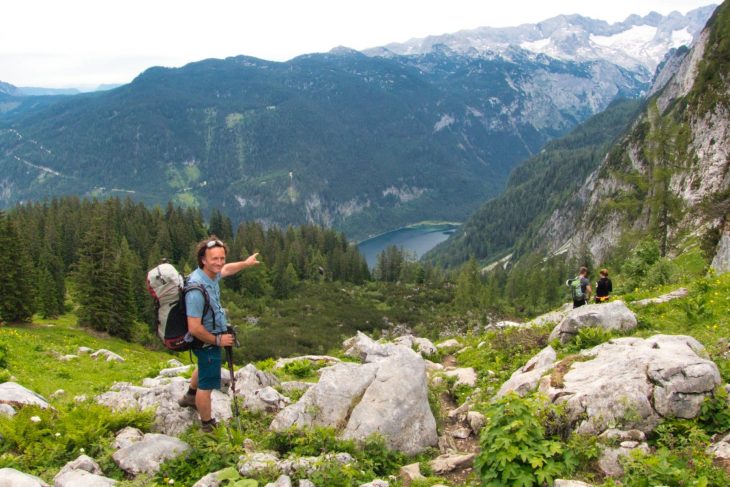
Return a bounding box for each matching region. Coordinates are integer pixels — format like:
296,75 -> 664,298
80,448 -> 85,453
168,480 -> 175,485
55,432 -> 61,437
30,416 -> 41,423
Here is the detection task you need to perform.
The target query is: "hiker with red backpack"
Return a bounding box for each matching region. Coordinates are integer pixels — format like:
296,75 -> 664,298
176,237 -> 260,432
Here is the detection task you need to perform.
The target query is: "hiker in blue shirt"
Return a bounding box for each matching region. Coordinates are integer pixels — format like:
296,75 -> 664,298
178,236 -> 260,432
567,266 -> 592,308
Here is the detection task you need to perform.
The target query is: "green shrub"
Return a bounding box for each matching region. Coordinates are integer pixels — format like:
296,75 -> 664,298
474,393 -> 576,486
282,359 -> 314,379
699,387 -> 730,435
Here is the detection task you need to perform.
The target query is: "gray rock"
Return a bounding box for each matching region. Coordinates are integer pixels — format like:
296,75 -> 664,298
191,472 -> 220,487
279,381 -> 314,394
399,463 -> 425,485
554,481 -> 593,487
237,452 -> 281,477
451,427 -> 471,439
342,331 -> 400,363
97,377 -> 231,436
359,481 -> 389,487
156,365 -> 193,377
467,411 -> 486,434
632,288 -> 690,307
712,228 -> 730,275
59,355 -> 78,362
0,468 -> 49,486
538,335 -> 720,435
90,349 -> 124,362
0,382 -> 51,409
394,335 -> 438,356
113,427 -> 144,450
298,480 -> 316,487
265,475 -> 292,487
56,455 -> 102,476
272,344 -> 437,454
497,346 -> 557,397
708,431 -> 730,475
430,453 -> 476,474
528,304 -> 572,327
549,301 -> 637,343
112,433 -> 190,475
167,359 -> 184,367
437,339 -> 461,349
598,442 -> 650,477
341,349 -> 438,454
53,469 -> 117,487
77,347 -> 94,354
241,386 -> 290,413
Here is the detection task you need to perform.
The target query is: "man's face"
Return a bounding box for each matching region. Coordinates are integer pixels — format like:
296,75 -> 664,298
202,246 -> 226,274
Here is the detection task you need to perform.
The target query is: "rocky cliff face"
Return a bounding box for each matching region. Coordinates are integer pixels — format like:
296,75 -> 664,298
533,6 -> 729,267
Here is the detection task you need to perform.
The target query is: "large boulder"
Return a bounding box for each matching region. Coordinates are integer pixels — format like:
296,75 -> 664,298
535,335 -> 720,435
272,339 -> 437,455
0,382 -> 51,409
112,433 -> 190,475
548,301 -> 637,344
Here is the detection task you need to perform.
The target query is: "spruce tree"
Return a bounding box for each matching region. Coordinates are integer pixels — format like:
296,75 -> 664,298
0,212 -> 37,322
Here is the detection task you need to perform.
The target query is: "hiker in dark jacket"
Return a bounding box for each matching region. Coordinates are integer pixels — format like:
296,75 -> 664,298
595,268 -> 613,303
177,236 -> 260,432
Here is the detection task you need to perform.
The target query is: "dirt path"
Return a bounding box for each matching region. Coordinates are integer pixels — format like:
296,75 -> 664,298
437,355 -> 480,485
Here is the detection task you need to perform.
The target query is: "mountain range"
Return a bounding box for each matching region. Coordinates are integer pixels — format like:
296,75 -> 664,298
0,6 -> 717,240
429,2 -> 729,273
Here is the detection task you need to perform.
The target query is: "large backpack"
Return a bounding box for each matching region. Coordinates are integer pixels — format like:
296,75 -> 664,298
146,263 -> 213,351
566,276 -> 586,301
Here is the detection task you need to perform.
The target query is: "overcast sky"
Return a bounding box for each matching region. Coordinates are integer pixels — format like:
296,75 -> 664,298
1,0 -> 719,89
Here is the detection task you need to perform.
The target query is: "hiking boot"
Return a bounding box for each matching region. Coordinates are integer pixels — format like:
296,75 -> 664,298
177,393 -> 197,409
201,418 -> 217,433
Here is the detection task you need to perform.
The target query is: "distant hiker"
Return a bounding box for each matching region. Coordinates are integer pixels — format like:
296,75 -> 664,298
566,266 -> 592,308
177,236 -> 260,432
595,268 -> 613,303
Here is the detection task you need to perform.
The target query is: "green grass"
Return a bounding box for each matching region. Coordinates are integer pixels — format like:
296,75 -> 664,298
0,314 -> 187,400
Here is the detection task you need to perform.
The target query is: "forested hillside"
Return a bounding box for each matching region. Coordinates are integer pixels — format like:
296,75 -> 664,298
0,46 -> 648,240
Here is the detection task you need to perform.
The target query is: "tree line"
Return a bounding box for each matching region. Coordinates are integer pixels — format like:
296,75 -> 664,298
0,197 -> 369,339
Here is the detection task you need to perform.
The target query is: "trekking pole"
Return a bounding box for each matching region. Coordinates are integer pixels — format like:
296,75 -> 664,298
224,326 -> 242,428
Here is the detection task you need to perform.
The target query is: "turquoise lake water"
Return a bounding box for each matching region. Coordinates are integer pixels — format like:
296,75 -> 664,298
357,223 -> 459,268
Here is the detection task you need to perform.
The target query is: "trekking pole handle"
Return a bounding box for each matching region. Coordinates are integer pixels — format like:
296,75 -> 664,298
226,326 -> 241,347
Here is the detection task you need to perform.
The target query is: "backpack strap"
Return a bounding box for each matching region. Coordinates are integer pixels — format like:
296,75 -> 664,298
183,283 -> 217,332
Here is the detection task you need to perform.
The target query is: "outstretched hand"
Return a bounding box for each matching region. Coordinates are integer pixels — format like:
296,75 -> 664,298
244,252 -> 261,267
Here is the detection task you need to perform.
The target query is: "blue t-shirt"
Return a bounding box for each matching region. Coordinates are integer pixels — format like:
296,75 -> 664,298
185,268 -> 227,334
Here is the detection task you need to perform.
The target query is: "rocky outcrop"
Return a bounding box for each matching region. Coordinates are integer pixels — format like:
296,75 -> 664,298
712,225 -> 730,275
537,335 -> 720,435
632,288 -> 689,306
272,333 -> 437,455
90,349 -> 125,362
548,301 -> 637,344
708,431 -> 730,475
112,431 -> 190,475
394,335 -> 438,356
497,346 -> 557,397
0,382 -> 51,409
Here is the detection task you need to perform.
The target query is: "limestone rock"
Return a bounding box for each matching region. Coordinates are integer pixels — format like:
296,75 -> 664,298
632,288 -> 690,307
54,468 -> 117,487
359,481 -> 389,487
342,331 -> 399,362
0,382 -> 50,409
279,381 -> 314,394
437,339 -> 461,349
711,227 -> 730,275
467,411 -> 486,434
0,468 -> 49,486
56,455 -> 103,476
298,480 -> 316,487
554,481 -> 594,487
549,301 -> 637,344
113,427 -> 144,449
399,463 -> 425,487
237,451 -> 281,477
242,386 -> 290,413
157,365 -> 193,377
430,453 -> 476,474
77,346 -> 94,354
538,335 -> 720,435
0,403 -> 15,416
394,335 -> 438,356
90,349 -> 125,362
451,427 -> 471,439
112,433 -> 190,475
708,431 -> 730,475
497,346 -> 557,397
265,475 -> 292,487
598,442 -> 650,477
272,345 -> 437,454
528,303 -> 572,327
167,359 -> 184,367
59,355 -> 78,362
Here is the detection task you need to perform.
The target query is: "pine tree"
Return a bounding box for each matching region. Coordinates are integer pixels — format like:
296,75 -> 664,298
0,212 -> 37,322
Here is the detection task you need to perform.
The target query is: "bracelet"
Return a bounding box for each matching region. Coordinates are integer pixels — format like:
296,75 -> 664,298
215,335 -> 221,346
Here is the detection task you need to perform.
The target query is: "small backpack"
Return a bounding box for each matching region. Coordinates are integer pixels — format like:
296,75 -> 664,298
146,263 -> 213,351
567,277 -> 585,301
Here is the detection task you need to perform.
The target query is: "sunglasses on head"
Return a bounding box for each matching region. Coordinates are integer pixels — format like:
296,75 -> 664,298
206,239 -> 224,248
